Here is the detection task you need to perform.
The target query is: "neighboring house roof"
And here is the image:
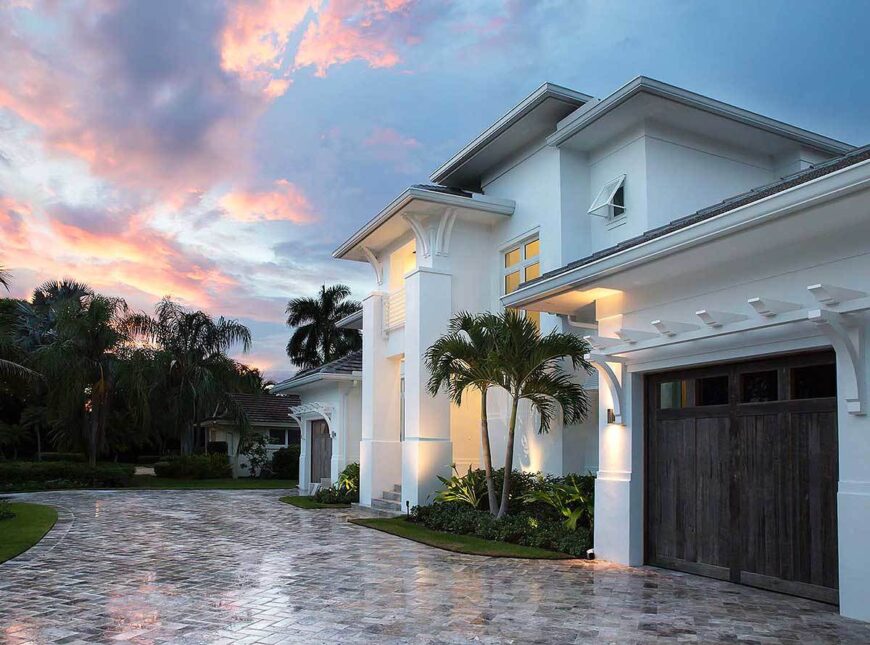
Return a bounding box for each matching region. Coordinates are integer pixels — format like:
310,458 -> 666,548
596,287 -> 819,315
336,309 -> 363,330
271,350 -> 363,392
202,393 -> 301,426
505,143 -> 870,307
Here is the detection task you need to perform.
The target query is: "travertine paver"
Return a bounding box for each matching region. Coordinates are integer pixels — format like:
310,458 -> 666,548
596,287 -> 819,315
1,491 -> 869,644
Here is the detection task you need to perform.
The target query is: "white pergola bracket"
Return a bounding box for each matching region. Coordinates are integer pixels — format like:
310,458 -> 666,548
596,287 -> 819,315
651,319 -> 700,337
615,328 -> 658,344
808,283 -> 867,307
289,402 -> 336,433
587,353 -> 625,425
696,309 -> 748,328
584,334 -> 622,350
808,309 -> 866,415
748,297 -> 802,318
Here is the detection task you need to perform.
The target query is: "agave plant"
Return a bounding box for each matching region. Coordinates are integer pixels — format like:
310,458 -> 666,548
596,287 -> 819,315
434,464 -> 488,509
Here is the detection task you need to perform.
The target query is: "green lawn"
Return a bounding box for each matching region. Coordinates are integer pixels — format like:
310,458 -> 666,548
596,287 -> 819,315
350,517 -> 575,559
133,477 -> 297,489
0,503 -> 58,564
279,495 -> 350,509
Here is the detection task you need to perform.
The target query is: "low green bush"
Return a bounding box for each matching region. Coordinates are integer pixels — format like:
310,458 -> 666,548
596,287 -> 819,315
271,446 -> 300,480
411,502 -> 592,557
152,454 -> 231,479
0,462 -> 135,491
313,462 -> 360,503
136,455 -> 163,465
207,441 -> 228,455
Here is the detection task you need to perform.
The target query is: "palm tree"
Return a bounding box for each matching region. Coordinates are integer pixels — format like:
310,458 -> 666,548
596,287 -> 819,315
0,265 -> 9,291
126,298 -> 252,453
285,284 -> 361,369
34,294 -> 129,466
425,311 -> 502,515
488,310 -> 592,518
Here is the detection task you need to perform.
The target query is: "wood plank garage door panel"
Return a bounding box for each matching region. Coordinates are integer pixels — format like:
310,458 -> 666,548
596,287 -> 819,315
646,352 -> 839,604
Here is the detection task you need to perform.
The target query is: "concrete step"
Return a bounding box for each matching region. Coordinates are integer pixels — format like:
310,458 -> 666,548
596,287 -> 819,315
381,490 -> 401,502
372,498 -> 402,512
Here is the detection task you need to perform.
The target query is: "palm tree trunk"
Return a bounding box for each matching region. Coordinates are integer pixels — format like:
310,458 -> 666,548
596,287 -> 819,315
35,427 -> 42,461
497,393 -> 520,518
479,387 -> 498,515
88,410 -> 98,467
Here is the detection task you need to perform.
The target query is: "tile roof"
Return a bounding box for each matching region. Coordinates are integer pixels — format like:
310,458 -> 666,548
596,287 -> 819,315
222,393 -> 301,425
524,144 -> 870,289
273,350 -> 362,390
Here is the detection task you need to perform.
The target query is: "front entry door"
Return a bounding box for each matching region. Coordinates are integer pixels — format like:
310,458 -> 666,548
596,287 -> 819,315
646,351 -> 839,604
310,420 -> 332,484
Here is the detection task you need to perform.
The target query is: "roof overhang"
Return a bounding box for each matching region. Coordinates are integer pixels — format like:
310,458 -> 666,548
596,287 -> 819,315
271,371 -> 361,394
333,186 -> 514,262
504,158 -> 870,314
336,310 -> 363,330
429,83 -> 593,191
549,76 -> 853,156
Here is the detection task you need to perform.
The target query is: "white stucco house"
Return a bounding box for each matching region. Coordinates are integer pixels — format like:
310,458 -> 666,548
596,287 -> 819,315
317,75 -> 870,620
271,350 -> 362,492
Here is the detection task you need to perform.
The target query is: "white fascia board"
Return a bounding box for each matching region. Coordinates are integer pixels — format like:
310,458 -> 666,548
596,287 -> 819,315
271,372 -> 359,393
548,76 -> 853,154
503,159 -> 870,309
336,310 -> 363,329
333,186 -> 515,260
429,82 -> 594,184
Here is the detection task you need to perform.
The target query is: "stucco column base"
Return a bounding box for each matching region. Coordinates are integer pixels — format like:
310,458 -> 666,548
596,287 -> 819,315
360,439 -> 402,507
401,438 -> 453,509
838,485 -> 870,621
594,472 -> 643,565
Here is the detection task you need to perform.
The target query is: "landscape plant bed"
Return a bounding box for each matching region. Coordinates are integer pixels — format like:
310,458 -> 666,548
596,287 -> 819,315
0,503 -> 58,564
280,495 -> 350,509
0,462 -> 135,492
351,517 -> 576,559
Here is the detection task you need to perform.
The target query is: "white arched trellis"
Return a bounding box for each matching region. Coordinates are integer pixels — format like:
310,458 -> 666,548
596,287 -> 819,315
289,403 -> 335,436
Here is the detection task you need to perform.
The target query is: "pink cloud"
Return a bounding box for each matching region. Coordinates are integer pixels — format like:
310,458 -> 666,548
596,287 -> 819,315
295,0 -> 414,77
362,126 -> 422,173
219,180 -> 314,223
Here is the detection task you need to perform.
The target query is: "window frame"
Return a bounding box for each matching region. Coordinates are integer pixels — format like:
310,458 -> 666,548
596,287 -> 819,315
502,234 -> 540,297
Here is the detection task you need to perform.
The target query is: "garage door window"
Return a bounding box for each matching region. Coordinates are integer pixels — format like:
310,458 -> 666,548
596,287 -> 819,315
791,363 -> 837,399
696,375 -> 729,406
740,370 -> 778,403
659,380 -> 686,409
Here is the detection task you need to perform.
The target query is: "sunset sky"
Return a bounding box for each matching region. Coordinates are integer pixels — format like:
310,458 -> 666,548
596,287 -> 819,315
1,1 -> 869,381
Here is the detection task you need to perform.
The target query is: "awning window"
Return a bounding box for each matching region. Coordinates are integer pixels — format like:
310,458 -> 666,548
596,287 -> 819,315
588,175 -> 626,218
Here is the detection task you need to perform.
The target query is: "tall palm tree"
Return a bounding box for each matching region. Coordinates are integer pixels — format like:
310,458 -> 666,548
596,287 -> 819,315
425,311 -> 502,515
0,271 -> 41,381
0,265 -> 9,291
489,310 -> 592,518
126,298 -> 252,453
34,294 -> 128,466
286,284 -> 361,369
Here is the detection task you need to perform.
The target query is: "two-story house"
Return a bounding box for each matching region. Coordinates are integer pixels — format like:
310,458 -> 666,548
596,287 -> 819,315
285,76 -> 870,622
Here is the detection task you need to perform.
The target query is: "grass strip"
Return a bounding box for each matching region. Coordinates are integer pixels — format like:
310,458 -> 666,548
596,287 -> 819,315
0,503 -> 58,564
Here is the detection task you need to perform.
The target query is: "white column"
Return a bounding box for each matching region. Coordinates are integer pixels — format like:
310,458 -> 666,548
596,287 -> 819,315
298,420 -> 311,493
593,368 -> 644,565
836,319 -> 870,621
401,267 -> 453,509
360,292 -> 403,506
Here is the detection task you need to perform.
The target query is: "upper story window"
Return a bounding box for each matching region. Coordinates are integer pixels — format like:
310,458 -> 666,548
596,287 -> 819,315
503,236 -> 540,328
589,174 -> 626,221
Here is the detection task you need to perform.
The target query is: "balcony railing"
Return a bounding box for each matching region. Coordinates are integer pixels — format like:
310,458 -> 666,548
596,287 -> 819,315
383,287 -> 406,332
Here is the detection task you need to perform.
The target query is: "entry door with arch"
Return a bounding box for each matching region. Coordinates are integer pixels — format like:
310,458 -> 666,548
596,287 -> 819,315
310,419 -> 332,484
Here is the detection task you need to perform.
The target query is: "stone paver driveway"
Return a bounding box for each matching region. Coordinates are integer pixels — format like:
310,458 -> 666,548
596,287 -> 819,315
2,491 -> 869,644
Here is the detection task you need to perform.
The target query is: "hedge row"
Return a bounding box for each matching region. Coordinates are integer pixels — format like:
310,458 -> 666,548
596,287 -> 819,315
0,462 -> 135,491
153,454 -> 232,479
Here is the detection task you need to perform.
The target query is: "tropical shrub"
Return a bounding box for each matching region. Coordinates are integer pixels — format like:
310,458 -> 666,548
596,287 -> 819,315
435,465 -> 487,509
411,502 -> 592,557
0,498 -> 14,520
336,462 -> 359,493
40,452 -> 86,463
313,462 -> 360,503
523,474 -> 594,530
0,461 -> 134,490
271,445 -> 300,480
153,454 -> 231,479
239,434 -> 270,478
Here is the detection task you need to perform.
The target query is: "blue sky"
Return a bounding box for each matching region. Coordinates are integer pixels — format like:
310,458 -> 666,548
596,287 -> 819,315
1,0 -> 868,380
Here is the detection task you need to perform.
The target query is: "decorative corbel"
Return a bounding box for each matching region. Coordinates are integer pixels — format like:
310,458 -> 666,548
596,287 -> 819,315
434,208 -> 457,256
402,213 -> 432,258
808,283 -> 867,307
747,297 -> 802,318
614,328 -> 658,344
808,309 -> 866,415
587,353 -> 625,425
650,319 -> 700,337
361,246 -> 383,286
696,309 -> 748,328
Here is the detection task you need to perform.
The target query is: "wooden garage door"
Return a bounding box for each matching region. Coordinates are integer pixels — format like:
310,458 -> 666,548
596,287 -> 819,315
646,352 -> 839,604
310,420 -> 332,484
